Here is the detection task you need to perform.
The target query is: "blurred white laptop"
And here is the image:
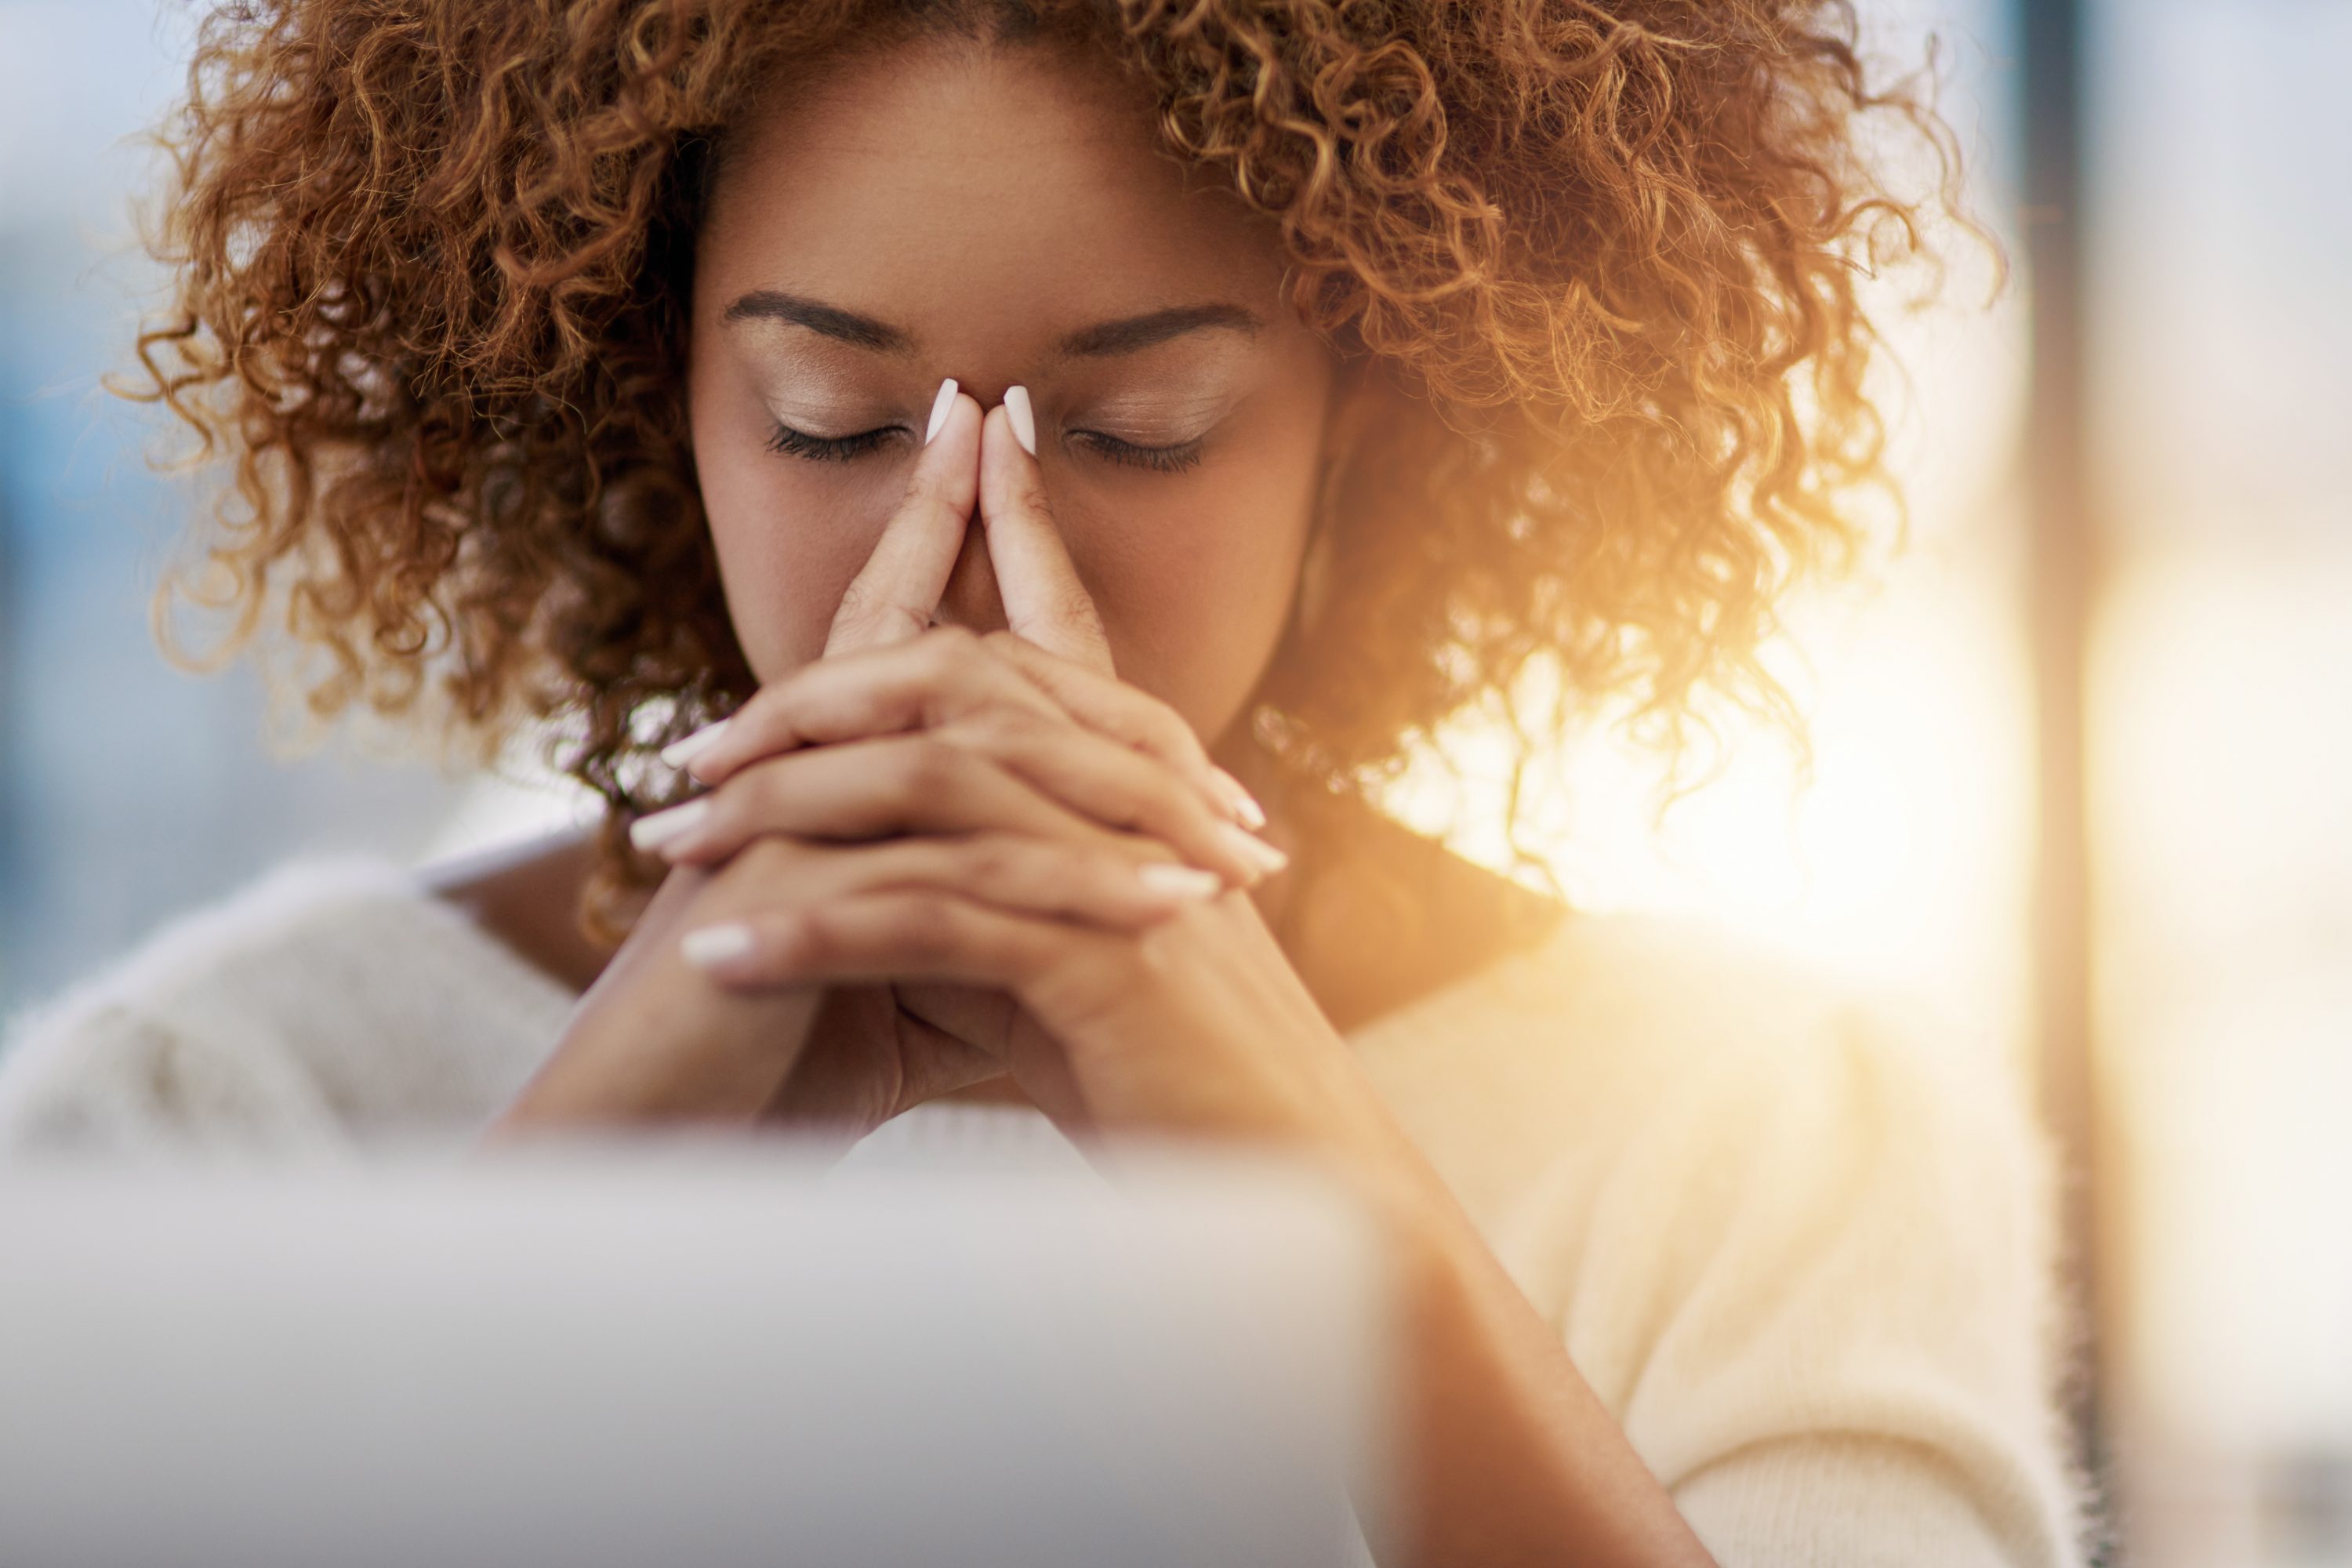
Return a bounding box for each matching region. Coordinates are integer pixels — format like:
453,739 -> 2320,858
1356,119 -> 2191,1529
0,1138 -> 1394,1567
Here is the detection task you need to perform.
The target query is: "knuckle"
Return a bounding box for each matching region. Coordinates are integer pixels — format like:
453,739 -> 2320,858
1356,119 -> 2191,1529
874,756 -> 927,818
749,670 -> 810,734
832,581 -> 922,648
1109,691 -> 1190,761
902,462 -> 954,514
1050,837 -> 1119,891
957,835 -> 1023,887
1071,842 -> 1142,898
1011,467 -> 1054,517
727,761 -> 788,829
707,834 -> 787,898
1105,825 -> 1170,867
893,735 -> 967,800
699,851 -> 756,901
891,896 -> 959,961
1047,584 -> 1103,636
668,788 -> 731,851
1139,698 -> 1201,757
1134,779 -> 1196,837
966,698 -> 1052,751
739,833 -> 801,880
779,904 -> 839,964
830,574 -> 878,628
696,863 -> 753,920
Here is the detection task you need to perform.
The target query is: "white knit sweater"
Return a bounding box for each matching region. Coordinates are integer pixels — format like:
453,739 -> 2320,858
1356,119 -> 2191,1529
0,855 -> 2092,1566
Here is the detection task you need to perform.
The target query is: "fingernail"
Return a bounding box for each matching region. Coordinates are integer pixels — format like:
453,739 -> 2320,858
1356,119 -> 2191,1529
924,376 -> 959,445
1003,384 -> 1037,457
1216,819 -> 1289,878
681,922 -> 755,968
1209,765 -> 1267,830
659,717 -> 732,771
1138,862 -> 1223,901
628,797 -> 710,852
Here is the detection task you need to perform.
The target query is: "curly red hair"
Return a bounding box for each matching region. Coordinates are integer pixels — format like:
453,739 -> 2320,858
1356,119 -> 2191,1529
127,0 -> 1973,938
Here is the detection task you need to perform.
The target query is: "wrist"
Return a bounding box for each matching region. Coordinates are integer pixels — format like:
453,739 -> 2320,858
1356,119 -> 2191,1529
1272,1089 -> 1479,1301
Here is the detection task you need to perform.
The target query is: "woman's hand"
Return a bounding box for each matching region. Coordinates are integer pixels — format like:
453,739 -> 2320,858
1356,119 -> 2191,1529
491,808 -> 1222,1134
490,385 -> 1265,1137
647,383 -> 1287,1134
644,396 -> 1406,1171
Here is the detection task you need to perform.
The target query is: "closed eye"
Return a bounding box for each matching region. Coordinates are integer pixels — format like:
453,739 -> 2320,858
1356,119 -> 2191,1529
1071,430 -> 1205,474
764,422 -> 904,462
764,419 -> 1204,475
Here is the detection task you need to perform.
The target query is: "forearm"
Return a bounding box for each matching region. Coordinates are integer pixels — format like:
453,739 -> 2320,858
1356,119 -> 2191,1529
488,861 -> 827,1132
1349,1149 -> 1718,1568
492,979 -> 822,1129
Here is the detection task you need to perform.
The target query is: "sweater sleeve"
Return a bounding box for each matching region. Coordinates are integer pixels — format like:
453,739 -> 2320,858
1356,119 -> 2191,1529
1503,997 -> 2092,1567
0,994 -> 352,1155
0,856 -> 576,1155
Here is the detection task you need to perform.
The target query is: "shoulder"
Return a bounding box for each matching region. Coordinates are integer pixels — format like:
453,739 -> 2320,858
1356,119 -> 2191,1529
0,855 -> 576,1153
1362,909 -> 2089,1563
1483,911 -> 2056,1345
1535,910 -> 2045,1210
1360,905 -> 2056,1334
1352,908 -> 1980,1220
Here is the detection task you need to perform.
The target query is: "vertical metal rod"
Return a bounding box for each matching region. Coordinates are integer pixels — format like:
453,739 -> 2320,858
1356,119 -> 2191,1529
2018,0 -> 2110,1549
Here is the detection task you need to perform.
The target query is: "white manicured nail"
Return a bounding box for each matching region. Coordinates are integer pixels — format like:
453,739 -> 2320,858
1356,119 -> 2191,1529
924,376 -> 959,445
628,798 -> 710,851
659,717 -> 732,771
681,923 -> 755,968
1003,384 -> 1037,457
1138,862 -> 1224,901
1209,765 -> 1267,829
1216,819 -> 1288,877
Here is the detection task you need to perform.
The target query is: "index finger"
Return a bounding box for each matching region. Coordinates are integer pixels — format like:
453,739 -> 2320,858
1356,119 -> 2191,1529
824,379 -> 982,656
978,631 -> 1267,830
978,392 -> 1115,675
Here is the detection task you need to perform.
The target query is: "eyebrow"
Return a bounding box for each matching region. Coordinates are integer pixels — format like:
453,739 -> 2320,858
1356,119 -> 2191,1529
722,290 -> 910,353
1058,303 -> 1260,358
720,290 -> 1261,358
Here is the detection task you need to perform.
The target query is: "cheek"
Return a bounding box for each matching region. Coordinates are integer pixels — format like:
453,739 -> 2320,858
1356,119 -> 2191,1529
1071,458 -> 1316,746
691,425 -> 898,683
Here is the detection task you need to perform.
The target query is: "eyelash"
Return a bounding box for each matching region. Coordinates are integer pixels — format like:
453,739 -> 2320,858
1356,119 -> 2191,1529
1076,431 -> 1205,474
764,422 -> 1204,474
764,423 -> 898,463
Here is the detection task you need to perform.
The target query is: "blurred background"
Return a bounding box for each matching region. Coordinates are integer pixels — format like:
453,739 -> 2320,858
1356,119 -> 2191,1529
0,1 -> 2344,1563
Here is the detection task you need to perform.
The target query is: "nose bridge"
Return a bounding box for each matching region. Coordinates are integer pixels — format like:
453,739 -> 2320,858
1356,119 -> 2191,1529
953,377 -> 1015,413
924,309 -> 1042,414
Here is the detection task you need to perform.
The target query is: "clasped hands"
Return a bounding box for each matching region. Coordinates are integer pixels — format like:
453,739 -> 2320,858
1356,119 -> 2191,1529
501,380 -> 1406,1176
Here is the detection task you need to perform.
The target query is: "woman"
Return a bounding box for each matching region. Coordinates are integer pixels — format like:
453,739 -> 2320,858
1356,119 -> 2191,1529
0,0 -> 2090,1563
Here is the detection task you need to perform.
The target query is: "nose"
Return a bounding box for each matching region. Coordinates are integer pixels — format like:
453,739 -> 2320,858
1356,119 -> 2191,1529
928,503 -> 1010,635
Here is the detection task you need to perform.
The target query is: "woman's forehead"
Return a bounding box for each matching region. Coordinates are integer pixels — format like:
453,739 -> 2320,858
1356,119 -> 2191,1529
687,38 -> 1298,380
695,37 -> 1289,341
